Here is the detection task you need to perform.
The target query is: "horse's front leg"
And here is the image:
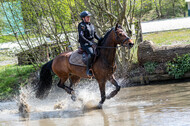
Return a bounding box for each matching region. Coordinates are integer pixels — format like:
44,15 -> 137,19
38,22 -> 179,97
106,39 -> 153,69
97,80 -> 106,109
106,75 -> 120,99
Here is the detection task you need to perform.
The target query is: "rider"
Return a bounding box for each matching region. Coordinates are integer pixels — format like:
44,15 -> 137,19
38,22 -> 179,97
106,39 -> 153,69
78,11 -> 102,77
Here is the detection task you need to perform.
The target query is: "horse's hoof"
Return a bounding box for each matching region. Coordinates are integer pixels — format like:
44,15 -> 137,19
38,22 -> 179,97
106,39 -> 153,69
71,95 -> 76,101
106,96 -> 111,99
97,103 -> 103,109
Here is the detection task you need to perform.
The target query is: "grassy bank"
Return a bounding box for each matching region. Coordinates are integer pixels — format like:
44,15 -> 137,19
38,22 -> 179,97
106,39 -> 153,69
0,34 -> 36,43
0,65 -> 35,100
0,35 -> 17,44
143,29 -> 190,45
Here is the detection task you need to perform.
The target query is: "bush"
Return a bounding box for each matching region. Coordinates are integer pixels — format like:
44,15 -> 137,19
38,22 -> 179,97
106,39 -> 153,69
167,54 -> 190,79
144,62 -> 158,74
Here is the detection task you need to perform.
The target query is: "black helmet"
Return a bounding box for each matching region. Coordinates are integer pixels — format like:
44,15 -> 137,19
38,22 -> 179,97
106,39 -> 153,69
80,11 -> 92,19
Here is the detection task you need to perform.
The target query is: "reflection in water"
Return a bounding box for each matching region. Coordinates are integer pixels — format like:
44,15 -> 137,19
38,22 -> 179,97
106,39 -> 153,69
1,81 -> 190,126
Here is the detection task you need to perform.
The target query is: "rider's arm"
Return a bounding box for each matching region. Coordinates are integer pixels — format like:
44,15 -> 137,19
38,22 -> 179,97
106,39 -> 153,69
93,25 -> 103,42
78,24 -> 93,45
94,31 -> 101,41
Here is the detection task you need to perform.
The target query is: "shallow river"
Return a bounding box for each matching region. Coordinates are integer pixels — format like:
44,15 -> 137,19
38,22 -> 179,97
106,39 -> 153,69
1,80 -> 190,126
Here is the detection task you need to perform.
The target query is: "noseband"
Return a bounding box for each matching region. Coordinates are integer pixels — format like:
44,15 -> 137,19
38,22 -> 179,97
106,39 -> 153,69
121,37 -> 130,46
114,29 -> 131,47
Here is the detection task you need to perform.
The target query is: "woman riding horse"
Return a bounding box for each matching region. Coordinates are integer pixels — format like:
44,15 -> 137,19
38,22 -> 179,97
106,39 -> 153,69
35,23 -> 134,109
78,11 -> 102,77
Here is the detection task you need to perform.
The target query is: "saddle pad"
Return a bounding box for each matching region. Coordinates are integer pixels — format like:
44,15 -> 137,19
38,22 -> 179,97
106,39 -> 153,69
69,50 -> 86,67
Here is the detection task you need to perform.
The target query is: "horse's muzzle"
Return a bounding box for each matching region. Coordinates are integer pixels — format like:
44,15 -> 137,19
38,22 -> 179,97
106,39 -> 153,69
129,43 -> 134,48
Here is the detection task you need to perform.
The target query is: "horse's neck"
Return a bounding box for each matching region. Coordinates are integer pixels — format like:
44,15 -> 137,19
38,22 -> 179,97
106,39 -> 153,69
100,31 -> 117,66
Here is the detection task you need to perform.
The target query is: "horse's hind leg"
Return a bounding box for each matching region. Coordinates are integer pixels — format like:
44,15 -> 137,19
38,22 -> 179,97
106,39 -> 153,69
106,75 -> 120,99
69,75 -> 81,88
57,76 -> 76,101
68,75 -> 80,101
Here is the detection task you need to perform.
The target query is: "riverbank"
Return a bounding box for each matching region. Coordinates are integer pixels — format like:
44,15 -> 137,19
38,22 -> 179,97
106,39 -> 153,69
0,65 -> 35,101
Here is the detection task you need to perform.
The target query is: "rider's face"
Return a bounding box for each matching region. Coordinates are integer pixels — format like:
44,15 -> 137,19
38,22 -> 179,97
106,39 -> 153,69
83,16 -> 90,23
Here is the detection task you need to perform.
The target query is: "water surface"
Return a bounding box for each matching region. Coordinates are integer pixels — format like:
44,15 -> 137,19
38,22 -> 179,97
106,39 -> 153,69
1,81 -> 190,126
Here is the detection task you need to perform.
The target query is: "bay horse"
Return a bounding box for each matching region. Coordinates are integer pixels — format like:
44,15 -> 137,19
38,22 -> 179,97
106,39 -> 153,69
35,23 -> 134,108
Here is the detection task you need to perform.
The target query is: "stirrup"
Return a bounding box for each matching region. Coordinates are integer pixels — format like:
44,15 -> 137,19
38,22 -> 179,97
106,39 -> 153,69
87,69 -> 93,77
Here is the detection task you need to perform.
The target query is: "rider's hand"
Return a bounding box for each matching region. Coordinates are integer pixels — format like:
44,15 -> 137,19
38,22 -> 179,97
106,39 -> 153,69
92,43 -> 96,48
99,37 -> 104,42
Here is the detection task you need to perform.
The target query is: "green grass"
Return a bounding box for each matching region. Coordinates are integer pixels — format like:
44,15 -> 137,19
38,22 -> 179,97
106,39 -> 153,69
0,34 -> 36,43
0,35 -> 17,43
143,29 -> 190,45
0,65 -> 35,100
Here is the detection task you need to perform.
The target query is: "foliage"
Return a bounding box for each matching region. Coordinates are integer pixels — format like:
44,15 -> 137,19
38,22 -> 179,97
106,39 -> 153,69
0,65 -> 35,100
21,0 -> 75,32
0,7 -> 5,34
144,62 -> 158,74
167,54 -> 190,79
133,0 -> 186,21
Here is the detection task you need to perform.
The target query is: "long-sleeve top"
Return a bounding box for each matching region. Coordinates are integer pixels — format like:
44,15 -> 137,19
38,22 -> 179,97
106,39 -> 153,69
78,21 -> 100,47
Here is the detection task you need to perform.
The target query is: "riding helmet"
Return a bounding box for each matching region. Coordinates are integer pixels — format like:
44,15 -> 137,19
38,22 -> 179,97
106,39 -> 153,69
80,11 -> 92,19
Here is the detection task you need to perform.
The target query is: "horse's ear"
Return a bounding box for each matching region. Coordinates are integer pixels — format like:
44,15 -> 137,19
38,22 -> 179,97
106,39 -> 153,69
115,23 -> 119,31
128,29 -> 132,35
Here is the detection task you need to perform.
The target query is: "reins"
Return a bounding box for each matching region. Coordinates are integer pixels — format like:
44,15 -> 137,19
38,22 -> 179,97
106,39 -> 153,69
96,45 -> 121,49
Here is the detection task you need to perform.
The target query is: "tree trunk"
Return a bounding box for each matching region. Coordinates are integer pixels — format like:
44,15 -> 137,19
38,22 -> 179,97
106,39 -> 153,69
172,0 -> 175,16
154,0 -> 161,18
159,0 -> 163,17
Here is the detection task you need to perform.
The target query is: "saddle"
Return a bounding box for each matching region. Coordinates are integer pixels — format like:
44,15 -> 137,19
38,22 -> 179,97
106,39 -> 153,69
69,47 -> 98,67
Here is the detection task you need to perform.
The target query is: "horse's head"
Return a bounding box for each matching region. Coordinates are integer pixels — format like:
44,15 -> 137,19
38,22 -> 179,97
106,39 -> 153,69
114,23 -> 134,49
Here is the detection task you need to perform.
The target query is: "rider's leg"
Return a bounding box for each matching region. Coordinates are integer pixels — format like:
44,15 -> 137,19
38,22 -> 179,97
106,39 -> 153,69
86,47 -> 94,77
86,54 -> 93,76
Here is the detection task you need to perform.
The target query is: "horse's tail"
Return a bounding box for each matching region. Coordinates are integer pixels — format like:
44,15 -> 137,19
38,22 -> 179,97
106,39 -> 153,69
35,60 -> 54,99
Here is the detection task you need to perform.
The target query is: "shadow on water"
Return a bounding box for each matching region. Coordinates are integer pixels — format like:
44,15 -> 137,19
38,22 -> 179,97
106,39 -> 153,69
20,109 -> 84,121
20,105 -> 109,120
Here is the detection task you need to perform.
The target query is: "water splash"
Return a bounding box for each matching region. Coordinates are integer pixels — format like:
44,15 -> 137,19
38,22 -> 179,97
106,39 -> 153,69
17,78 -> 120,114
0,77 -> 123,122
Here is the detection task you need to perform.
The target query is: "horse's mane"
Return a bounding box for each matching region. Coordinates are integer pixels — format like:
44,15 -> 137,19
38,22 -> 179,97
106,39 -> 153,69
98,28 -> 114,46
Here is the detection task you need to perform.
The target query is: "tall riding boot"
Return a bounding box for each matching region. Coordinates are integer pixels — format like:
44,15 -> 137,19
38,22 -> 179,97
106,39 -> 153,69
86,54 -> 93,77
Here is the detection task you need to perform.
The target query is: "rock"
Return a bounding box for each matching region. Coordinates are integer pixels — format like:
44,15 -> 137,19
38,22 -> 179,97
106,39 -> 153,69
138,40 -> 190,65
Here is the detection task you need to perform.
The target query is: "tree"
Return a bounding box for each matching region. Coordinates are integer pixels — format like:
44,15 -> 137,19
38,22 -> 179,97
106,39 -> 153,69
0,7 -> 5,34
0,0 -> 187,74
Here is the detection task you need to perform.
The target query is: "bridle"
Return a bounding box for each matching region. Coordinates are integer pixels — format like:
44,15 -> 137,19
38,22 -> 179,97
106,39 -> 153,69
120,37 -> 130,47
97,28 -> 131,49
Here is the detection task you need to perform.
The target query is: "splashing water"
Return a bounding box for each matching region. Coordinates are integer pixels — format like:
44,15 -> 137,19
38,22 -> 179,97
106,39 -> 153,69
17,78 -> 123,114
0,78 -> 125,122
